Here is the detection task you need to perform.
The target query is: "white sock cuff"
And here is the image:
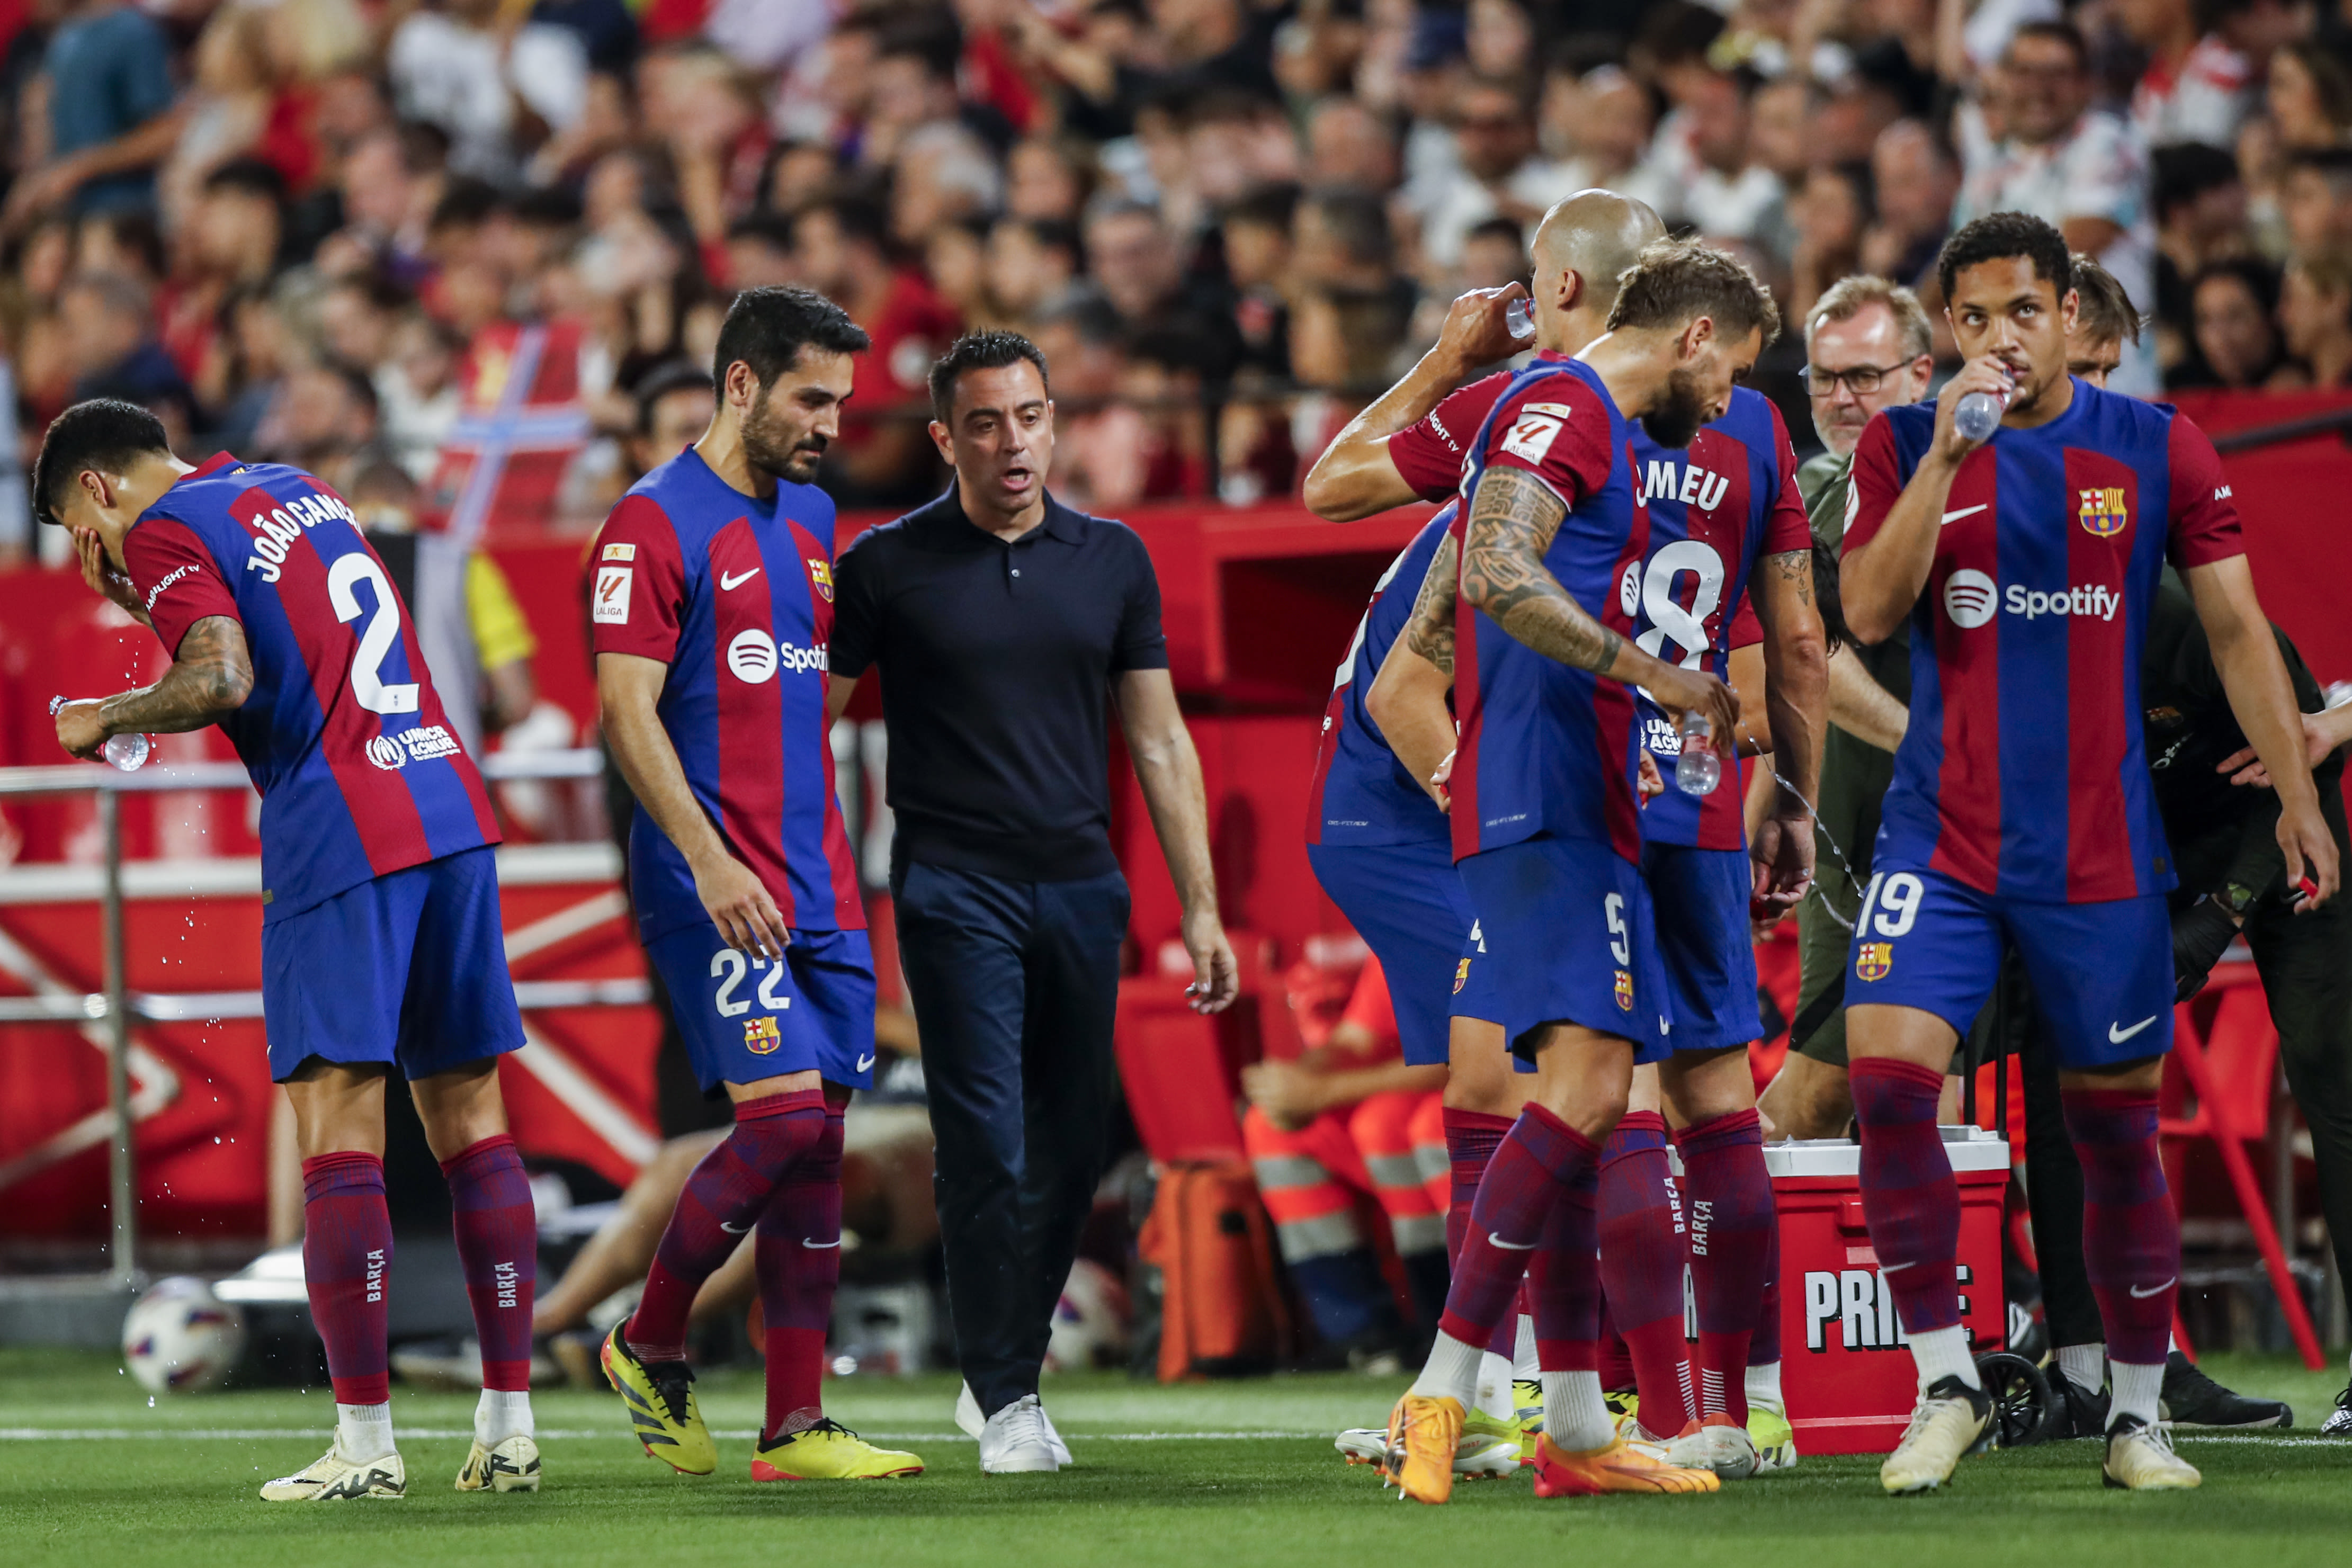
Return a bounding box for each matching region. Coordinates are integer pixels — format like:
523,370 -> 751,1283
477,1387 -> 534,1442
2055,1342 -> 2107,1395
2109,1360 -> 2164,1429
1513,1313 -> 1539,1382
1410,1331 -> 1486,1406
1476,1352 -> 1516,1421
1744,1359 -> 1782,1410
1541,1369 -> 1614,1453
1904,1324 -> 1981,1393
336,1402 -> 395,1461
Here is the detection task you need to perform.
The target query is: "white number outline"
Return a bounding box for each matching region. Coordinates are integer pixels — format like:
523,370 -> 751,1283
1874,872 -> 1925,938
327,552 -> 420,714
711,949 -> 750,1017
1633,539 -> 1728,671
1605,892 -> 1630,966
757,962 -> 790,1012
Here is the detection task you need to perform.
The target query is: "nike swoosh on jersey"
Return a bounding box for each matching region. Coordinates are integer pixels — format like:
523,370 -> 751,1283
856,1053 -> 876,1072
1488,1233 -> 1537,1251
720,568 -> 762,590
2129,1276 -> 2176,1298
2109,1015 -> 2159,1044
1940,504 -> 1987,525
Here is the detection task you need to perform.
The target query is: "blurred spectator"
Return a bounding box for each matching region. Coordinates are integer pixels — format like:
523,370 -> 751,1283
1548,64 -> 1663,202
986,216 -> 1084,332
1656,67 -> 1790,250
2121,0 -> 2260,149
1303,97 -> 1401,192
1861,119 -> 1962,293
2268,41 -> 2352,150
257,358 -> 381,492
1954,22 -> 2158,391
2277,250 -> 2352,383
2281,146 -> 2352,258
1790,163 -> 1874,326
2153,142 -> 2251,375
388,0 -> 591,179
1222,184 -> 1298,379
2179,256 -> 2290,386
59,270 -> 187,413
626,360 -> 715,480
1412,75 -> 1573,270
5,0 -> 180,227
1083,196 -> 1240,376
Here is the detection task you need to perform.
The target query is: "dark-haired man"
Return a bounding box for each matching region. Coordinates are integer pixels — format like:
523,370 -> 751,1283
825,330 -> 1238,1474
591,286 -> 923,1484
40,399 -> 538,1500
1837,210 -> 2335,1493
1378,237 -> 1773,1506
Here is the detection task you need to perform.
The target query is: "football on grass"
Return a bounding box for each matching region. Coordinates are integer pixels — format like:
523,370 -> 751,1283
123,1277 -> 246,1393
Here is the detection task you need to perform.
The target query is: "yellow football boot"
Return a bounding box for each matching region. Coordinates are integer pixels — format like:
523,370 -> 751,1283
752,1418 -> 924,1480
600,1323 -> 717,1475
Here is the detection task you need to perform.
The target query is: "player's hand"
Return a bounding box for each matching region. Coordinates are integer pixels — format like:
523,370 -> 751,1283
1240,1058 -> 1323,1130
1643,664 -> 1740,759
54,698 -> 110,760
1931,354 -> 2018,463
74,527 -> 148,625
2278,797 -> 2339,911
1427,748 -> 1455,813
1182,905 -> 1239,1014
2217,706 -> 2352,786
694,853 -> 791,956
1749,809 -> 1816,916
1636,748 -> 1664,805
1435,282 -> 1532,373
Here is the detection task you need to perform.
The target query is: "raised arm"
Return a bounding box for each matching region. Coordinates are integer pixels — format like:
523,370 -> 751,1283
1113,668 -> 1238,1013
55,615 -> 254,758
1365,531 -> 1463,807
1302,287 -> 1525,522
1839,359 -> 2014,642
598,651 -> 791,956
1459,466 -> 1739,742
2180,557 -> 2339,904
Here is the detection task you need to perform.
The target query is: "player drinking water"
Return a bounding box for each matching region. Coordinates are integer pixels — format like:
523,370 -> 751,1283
592,286 -> 920,1483
41,399 -> 540,1501
1838,212 -> 2339,1495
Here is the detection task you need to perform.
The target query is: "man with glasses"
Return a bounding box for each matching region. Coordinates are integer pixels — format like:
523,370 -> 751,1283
1757,275 -> 1936,1142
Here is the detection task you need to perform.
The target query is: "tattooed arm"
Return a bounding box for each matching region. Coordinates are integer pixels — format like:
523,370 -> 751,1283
55,616 -> 255,759
1459,467 -> 1740,742
1366,533 -> 1464,807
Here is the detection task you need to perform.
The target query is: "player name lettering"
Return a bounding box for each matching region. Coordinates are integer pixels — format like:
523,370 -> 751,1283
364,724 -> 463,771
239,493 -> 359,583
1642,460 -> 1731,510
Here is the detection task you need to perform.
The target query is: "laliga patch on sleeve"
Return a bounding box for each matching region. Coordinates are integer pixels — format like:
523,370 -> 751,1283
1500,409 -> 1565,464
593,566 -> 633,623
602,541 -> 637,561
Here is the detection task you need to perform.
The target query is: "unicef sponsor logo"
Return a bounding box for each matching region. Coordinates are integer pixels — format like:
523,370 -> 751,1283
365,735 -> 407,770
726,629 -> 826,683
364,724 -> 462,770
1942,569 -> 1998,629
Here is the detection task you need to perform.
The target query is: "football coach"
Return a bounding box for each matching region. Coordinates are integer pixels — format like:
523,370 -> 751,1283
826,330 -> 1238,1474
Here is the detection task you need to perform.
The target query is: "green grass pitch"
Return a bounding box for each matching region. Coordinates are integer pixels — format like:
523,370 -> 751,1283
3,1347 -> 2348,1567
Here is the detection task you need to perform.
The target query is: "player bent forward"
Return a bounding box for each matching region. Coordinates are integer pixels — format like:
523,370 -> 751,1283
43,400 -> 542,1499
1836,212 -> 2338,1494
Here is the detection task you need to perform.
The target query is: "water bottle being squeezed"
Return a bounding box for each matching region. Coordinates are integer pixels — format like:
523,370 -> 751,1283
1505,297 -> 1536,340
1673,710 -> 1721,795
50,696 -> 150,771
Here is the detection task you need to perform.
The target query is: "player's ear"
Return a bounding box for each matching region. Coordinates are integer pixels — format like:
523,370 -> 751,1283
927,418 -> 954,467
1559,268 -> 1584,313
77,468 -> 113,519
2060,288 -> 2080,333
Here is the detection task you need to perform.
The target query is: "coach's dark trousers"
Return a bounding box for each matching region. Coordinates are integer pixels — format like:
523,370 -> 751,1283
891,858 -> 1130,1418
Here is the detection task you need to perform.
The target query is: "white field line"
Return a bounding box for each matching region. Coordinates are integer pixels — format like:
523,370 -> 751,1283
0,1427 -> 1334,1442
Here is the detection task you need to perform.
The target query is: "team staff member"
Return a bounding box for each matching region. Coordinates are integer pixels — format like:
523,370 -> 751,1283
826,331 -> 1239,1475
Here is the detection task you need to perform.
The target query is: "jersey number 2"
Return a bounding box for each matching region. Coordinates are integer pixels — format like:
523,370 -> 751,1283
711,949 -> 791,1016
328,553 -> 419,714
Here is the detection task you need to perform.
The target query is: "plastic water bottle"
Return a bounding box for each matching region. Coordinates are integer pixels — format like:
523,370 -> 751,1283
1674,710 -> 1721,795
1505,297 -> 1535,340
1954,389 -> 2005,443
50,696 -> 150,772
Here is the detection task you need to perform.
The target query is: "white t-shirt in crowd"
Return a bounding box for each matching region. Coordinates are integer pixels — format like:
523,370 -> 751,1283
2131,34 -> 2256,149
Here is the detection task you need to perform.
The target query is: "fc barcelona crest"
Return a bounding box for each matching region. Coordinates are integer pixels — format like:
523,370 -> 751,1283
1613,970 -> 1634,1011
1453,958 -> 1471,995
2078,486 -> 2129,538
1855,943 -> 1893,982
807,558 -> 834,602
744,1016 -> 782,1054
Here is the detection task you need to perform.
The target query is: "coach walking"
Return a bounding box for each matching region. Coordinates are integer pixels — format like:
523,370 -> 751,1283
825,331 -> 1237,1474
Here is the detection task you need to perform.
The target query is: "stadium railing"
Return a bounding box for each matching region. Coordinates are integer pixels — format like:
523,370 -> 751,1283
0,748 -> 632,1293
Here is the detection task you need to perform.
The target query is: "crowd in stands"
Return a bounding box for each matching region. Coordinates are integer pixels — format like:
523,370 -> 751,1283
4,0 -> 2352,563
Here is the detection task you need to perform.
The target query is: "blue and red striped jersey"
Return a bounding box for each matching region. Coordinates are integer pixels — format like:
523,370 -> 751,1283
1304,506 -> 1454,847
1630,388 -> 1812,850
590,449 -> 863,940
119,453 -> 498,924
1447,355 -> 1649,865
1846,382 -> 2244,903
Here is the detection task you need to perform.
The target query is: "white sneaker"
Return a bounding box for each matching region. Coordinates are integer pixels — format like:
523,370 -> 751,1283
455,1434 -> 541,1492
2103,1417 -> 2201,1490
1662,1414 -> 1760,1481
979,1394 -> 1061,1474
1334,1425 -> 1519,1476
961,1381 -> 1071,1466
1880,1376 -> 1992,1495
260,1441 -> 406,1501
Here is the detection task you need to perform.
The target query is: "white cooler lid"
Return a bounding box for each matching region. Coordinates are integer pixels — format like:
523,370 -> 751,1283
1748,1126 -> 2010,1179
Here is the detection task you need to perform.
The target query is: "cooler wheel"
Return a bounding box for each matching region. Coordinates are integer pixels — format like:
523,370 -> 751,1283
1972,1352 -> 2054,1449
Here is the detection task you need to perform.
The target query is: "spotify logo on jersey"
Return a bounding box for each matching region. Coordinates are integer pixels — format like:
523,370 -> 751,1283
728,629 -> 779,683
1620,561 -> 1641,615
1943,569 -> 1998,629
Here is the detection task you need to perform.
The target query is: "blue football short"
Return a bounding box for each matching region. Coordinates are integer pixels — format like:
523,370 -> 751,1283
1844,865 -> 2174,1069
1644,841 -> 1764,1053
1308,838 -> 1499,1065
1454,834 -> 1673,1065
644,921 -> 878,1093
261,845 -> 525,1082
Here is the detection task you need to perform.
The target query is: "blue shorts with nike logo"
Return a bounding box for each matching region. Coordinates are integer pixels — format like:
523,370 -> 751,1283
644,920 -> 878,1093
1843,865 -> 2172,1068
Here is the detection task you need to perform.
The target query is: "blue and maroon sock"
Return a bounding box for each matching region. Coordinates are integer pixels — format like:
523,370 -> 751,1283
1598,1110 -> 1693,1432
302,1152 -> 393,1408
755,1104 -> 846,1441
1851,1058 -> 1962,1336
1676,1108 -> 1774,1421
627,1088 -> 828,1363
2061,1088 -> 2177,1368
1434,1104 -> 1595,1349
440,1133 -> 537,1394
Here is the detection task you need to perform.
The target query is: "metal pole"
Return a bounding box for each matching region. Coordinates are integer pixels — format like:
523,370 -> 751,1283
100,785 -> 135,1291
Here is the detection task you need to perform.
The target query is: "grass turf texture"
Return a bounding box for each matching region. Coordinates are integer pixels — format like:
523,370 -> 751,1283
2,1348 -> 2346,1567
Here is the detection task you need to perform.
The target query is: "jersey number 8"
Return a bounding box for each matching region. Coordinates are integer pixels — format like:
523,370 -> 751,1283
1631,540 -> 1727,670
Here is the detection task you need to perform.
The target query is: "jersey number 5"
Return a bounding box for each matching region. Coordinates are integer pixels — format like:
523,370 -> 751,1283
327,553 -> 420,715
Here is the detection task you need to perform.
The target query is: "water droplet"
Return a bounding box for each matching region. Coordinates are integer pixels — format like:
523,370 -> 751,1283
147,1396 -> 155,1408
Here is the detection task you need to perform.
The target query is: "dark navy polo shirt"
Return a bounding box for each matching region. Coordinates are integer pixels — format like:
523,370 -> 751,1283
830,487 -> 1169,882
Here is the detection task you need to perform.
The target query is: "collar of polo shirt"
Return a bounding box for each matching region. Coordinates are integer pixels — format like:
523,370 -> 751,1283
918,483 -> 1086,547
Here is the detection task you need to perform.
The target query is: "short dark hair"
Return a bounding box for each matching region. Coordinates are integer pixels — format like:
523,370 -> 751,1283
928,330 -> 1051,422
1936,210 -> 2073,302
2006,19 -> 2088,70
2069,253 -> 2142,348
2153,142 -> 2241,222
32,398 -> 171,528
2285,144 -> 2352,192
2190,255 -> 2279,316
632,359 -> 717,436
1607,239 -> 1782,346
204,156 -> 287,204
710,286 -> 871,391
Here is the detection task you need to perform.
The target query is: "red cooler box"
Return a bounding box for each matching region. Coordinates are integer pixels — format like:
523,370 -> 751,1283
1770,1129 -> 2010,1455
